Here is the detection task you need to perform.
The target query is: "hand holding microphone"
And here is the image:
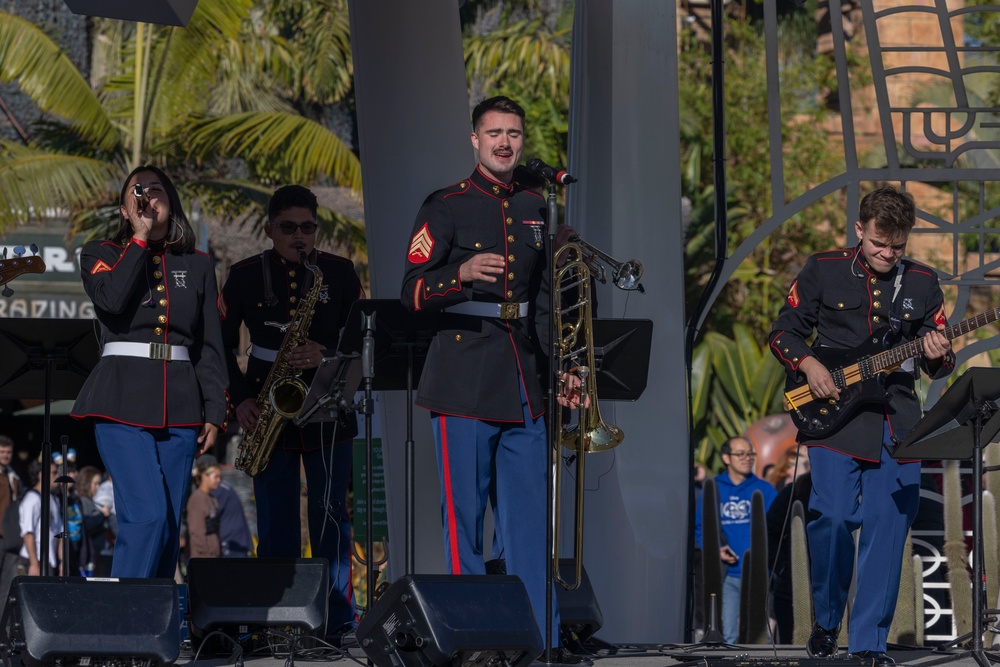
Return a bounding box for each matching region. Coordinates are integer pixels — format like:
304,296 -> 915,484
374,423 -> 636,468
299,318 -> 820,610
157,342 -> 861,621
526,158 -> 577,185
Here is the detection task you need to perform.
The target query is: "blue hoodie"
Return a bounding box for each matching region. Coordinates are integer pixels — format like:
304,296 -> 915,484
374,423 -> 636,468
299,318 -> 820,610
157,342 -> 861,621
694,471 -> 778,578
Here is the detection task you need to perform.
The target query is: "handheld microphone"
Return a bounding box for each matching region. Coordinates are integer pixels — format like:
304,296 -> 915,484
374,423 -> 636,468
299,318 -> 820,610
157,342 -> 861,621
132,183 -> 149,210
526,158 -> 577,185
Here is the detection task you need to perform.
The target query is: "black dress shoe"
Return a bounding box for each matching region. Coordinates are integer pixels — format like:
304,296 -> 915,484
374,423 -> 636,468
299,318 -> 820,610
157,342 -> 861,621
849,651 -> 895,666
536,648 -> 594,665
806,624 -> 839,658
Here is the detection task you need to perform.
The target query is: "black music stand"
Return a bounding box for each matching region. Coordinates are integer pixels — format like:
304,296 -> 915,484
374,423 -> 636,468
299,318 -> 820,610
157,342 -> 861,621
894,368 -> 1000,667
338,299 -> 437,605
293,353 -> 363,427
591,318 -> 653,401
0,318 -> 99,576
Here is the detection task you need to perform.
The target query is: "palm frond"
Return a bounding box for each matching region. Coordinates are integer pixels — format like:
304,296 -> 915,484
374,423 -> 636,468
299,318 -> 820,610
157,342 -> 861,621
464,19 -> 571,99
0,142 -> 119,230
0,12 -> 118,152
184,112 -> 362,191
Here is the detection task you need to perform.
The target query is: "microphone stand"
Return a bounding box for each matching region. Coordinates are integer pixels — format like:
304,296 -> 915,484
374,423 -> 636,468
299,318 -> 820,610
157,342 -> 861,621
360,312 -> 378,610
544,180 -> 560,661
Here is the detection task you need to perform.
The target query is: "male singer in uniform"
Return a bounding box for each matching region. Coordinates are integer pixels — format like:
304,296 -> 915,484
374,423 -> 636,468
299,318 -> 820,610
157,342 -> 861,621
401,96 -> 585,663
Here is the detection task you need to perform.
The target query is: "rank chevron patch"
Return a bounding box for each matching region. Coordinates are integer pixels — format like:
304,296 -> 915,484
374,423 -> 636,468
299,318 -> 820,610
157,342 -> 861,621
786,281 -> 800,308
408,223 -> 434,264
90,259 -> 113,275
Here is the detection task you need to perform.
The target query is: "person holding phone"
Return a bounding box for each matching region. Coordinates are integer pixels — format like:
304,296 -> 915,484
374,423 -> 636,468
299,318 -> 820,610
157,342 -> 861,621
694,437 -> 777,643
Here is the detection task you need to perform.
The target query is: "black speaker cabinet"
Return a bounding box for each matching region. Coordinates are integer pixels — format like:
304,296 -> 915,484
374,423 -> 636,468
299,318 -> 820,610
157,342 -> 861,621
63,0 -> 199,26
554,559 -> 604,641
357,575 -> 543,667
0,576 -> 179,667
186,557 -> 329,644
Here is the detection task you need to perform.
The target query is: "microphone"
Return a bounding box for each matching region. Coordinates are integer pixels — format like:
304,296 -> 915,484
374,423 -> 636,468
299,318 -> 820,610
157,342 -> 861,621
132,183 -> 149,211
526,158 -> 577,185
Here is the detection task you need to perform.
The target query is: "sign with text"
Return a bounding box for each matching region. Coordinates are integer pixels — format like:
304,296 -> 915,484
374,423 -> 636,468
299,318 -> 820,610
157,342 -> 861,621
352,438 -> 388,542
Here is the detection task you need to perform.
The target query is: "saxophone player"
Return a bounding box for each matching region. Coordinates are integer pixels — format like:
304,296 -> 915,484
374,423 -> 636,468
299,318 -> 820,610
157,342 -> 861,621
220,185 -> 363,642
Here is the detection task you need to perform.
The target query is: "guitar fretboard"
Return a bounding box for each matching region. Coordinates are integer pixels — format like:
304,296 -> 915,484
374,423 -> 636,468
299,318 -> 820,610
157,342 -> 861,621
870,308 -> 1000,372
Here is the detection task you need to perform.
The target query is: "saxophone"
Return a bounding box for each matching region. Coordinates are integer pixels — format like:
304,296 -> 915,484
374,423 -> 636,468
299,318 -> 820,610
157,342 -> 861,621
235,254 -> 324,477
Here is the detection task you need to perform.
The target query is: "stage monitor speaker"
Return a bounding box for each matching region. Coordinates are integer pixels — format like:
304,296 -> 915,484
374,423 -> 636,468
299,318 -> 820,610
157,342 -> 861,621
0,576 -> 179,667
356,574 -> 543,667
186,557 -> 329,644
554,559 -> 604,642
63,0 -> 199,26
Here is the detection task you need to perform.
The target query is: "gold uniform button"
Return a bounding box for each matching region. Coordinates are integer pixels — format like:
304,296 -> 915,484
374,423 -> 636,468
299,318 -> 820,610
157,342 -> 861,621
837,302 -> 844,308
873,301 -> 881,309
290,296 -> 298,303
904,313 -> 911,319
153,271 -> 162,279
450,279 -> 457,285
503,200 -> 509,209
290,308 -> 297,315
793,357 -> 799,363
290,282 -> 298,290
507,290 -> 513,298
506,217 -> 513,224
437,282 -> 443,288
493,186 -> 500,194
156,284 -> 165,292
425,286 -> 430,291
784,348 -> 789,353
873,315 -> 881,323
152,256 -> 161,265
873,289 -> 881,296
454,334 -> 462,341
289,270 -> 296,278
154,327 -> 163,336
474,242 -> 482,249
158,298 -> 167,307
870,277 -> 876,285
158,315 -> 167,324
507,272 -> 514,280
535,242 -> 542,248
508,255 -> 515,262
508,235 -> 515,242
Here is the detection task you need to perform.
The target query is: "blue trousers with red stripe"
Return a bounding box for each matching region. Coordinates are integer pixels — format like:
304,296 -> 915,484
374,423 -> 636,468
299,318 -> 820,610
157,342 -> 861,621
94,421 -> 196,579
430,385 -> 560,647
807,422 -> 920,653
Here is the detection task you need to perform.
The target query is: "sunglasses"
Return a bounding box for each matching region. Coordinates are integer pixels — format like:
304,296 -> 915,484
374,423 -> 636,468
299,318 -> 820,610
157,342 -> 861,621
271,221 -> 318,235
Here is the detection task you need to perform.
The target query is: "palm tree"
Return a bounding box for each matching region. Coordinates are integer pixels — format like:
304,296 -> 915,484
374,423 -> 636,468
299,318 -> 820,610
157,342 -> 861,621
0,0 -> 363,247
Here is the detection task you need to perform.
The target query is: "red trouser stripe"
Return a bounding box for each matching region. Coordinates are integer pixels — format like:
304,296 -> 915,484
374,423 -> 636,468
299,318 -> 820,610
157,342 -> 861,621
439,416 -> 462,574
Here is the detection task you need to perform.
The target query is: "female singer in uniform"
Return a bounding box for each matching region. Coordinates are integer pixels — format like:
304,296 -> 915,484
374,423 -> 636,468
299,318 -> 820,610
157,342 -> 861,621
71,165 -> 228,578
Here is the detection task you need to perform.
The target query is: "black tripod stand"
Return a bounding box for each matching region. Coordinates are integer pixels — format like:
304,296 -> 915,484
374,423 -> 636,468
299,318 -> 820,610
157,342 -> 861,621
894,368 -> 1000,667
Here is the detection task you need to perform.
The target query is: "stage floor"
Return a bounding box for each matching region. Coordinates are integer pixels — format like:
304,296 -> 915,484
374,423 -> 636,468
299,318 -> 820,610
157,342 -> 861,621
174,641 -> 998,667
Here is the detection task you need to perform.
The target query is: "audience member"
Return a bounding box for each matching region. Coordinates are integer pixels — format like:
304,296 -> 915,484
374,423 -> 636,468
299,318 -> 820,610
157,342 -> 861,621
19,460 -> 61,576
765,446 -> 811,491
186,460 -> 222,559
76,466 -> 111,576
0,436 -> 21,600
195,455 -> 253,557
93,475 -> 118,575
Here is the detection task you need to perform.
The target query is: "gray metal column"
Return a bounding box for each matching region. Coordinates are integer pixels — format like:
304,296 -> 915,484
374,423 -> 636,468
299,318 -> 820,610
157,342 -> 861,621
348,0 -> 472,577
564,0 -> 687,642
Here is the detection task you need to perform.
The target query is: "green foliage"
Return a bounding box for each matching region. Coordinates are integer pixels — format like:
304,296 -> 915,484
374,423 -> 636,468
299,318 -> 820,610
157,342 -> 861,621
691,323 -> 785,473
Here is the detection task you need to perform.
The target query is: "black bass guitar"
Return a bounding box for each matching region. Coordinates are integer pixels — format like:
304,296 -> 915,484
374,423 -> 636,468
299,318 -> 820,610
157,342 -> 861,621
783,307 -> 1000,438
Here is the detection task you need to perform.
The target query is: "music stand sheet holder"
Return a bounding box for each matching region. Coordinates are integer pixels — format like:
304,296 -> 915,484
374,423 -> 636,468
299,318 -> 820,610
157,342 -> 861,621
294,353 -> 363,427
591,318 -> 652,401
894,368 -> 1000,667
0,317 -> 100,577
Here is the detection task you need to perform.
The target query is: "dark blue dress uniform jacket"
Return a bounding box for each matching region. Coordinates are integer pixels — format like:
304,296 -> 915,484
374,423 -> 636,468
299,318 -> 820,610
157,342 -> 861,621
71,239 -> 229,428
401,166 -> 550,422
219,250 -> 362,450
769,247 -> 955,460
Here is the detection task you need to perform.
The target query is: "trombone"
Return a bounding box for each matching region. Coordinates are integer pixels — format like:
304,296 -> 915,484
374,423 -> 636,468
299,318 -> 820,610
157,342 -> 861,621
552,236 -> 644,589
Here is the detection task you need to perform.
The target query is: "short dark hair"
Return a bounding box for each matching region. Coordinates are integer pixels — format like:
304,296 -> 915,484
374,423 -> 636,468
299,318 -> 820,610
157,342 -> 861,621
268,184 -> 318,222
471,96 -> 526,132
0,435 -> 12,449
720,436 -> 752,457
858,186 -> 916,241
114,165 -> 196,254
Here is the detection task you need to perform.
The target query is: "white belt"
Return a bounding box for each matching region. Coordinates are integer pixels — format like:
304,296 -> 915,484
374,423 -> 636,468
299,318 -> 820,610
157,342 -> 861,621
102,341 -> 190,362
250,344 -> 278,363
444,301 -> 529,319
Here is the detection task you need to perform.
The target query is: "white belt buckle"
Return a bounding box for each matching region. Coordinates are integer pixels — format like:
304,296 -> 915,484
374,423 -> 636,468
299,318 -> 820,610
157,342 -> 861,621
149,342 -> 172,361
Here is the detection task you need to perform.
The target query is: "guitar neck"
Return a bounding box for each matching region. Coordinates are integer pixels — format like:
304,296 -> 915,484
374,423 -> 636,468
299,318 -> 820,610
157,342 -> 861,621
871,307 -> 1000,372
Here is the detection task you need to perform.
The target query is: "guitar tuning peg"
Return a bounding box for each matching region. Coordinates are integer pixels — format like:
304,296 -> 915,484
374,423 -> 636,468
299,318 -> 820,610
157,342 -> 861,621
12,246 -> 24,258
29,244 -> 38,255
2,286 -> 12,298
